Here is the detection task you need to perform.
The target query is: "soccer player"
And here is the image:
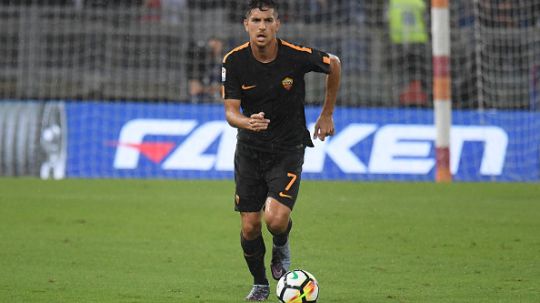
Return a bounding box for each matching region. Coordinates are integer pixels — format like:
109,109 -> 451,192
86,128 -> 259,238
221,0 -> 341,301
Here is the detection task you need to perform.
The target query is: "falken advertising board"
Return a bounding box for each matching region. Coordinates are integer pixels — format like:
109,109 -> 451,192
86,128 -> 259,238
66,102 -> 540,181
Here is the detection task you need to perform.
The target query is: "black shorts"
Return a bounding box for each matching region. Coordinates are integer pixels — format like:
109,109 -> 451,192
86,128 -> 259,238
234,143 -> 304,212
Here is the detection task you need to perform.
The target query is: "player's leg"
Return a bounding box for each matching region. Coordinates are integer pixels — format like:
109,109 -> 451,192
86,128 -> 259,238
264,197 -> 292,238
241,212 -> 268,285
264,198 -> 293,280
264,149 -> 304,280
234,144 -> 270,301
241,212 -> 270,301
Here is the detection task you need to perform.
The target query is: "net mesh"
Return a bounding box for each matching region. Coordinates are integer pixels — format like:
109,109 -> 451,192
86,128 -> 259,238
0,1 -> 539,180
1,1 -> 538,108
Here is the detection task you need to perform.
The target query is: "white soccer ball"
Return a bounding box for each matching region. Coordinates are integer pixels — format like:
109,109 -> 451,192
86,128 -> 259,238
276,269 -> 319,303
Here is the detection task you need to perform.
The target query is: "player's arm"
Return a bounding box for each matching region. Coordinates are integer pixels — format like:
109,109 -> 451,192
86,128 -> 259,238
313,53 -> 341,141
224,98 -> 270,132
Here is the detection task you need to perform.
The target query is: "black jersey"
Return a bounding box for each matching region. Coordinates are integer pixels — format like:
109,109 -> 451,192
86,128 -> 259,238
222,38 -> 331,152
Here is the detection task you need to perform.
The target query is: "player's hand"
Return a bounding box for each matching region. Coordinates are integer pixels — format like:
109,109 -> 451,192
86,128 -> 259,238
313,114 -> 335,141
248,112 -> 270,132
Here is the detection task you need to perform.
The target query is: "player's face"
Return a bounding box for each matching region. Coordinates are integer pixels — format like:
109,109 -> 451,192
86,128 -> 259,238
244,8 -> 280,48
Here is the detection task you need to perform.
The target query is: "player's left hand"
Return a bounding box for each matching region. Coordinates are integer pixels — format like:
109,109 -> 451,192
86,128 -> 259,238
313,114 -> 335,141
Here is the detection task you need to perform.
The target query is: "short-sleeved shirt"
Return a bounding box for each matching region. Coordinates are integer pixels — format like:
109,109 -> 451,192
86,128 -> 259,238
222,38 -> 331,152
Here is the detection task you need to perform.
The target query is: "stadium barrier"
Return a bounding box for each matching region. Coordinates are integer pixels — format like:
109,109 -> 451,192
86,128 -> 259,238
1,100 -> 538,181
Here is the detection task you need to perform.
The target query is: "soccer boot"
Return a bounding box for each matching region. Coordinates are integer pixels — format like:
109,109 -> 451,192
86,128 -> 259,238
245,284 -> 270,301
270,240 -> 291,280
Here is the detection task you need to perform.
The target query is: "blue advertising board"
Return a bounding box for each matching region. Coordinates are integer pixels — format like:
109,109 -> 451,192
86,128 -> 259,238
66,102 -> 540,181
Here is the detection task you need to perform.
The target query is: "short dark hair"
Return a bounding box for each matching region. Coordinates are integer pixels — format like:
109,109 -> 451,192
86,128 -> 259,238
245,0 -> 279,19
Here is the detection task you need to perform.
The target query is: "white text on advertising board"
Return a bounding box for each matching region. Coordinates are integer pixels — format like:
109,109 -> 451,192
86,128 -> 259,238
113,119 -> 508,175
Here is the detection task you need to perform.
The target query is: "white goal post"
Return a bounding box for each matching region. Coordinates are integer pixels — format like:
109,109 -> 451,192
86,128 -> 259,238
431,0 -> 452,182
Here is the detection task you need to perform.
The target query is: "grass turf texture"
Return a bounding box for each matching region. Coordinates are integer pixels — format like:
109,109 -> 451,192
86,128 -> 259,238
0,179 -> 539,303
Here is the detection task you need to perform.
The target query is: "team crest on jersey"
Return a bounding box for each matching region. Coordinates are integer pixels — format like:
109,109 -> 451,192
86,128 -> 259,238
282,77 -> 293,90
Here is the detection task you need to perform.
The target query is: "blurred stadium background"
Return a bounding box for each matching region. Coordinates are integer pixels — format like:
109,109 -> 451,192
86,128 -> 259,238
0,0 -> 539,181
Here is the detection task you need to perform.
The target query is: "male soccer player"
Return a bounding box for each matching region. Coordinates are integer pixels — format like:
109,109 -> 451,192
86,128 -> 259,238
221,0 -> 341,301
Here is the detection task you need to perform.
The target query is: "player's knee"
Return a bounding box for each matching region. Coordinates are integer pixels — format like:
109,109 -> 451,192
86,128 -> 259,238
242,221 -> 262,239
265,217 -> 288,235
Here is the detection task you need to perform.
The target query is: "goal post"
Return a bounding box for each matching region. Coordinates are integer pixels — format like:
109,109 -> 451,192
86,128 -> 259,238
432,0 -> 452,182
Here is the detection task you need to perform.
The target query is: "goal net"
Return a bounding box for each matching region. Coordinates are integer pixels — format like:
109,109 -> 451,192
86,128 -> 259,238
0,1 -> 538,181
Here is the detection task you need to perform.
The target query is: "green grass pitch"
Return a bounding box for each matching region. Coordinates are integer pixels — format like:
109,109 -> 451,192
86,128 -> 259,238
0,179 -> 539,302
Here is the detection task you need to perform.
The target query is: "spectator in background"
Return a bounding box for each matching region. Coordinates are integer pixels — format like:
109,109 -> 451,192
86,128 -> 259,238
386,0 -> 429,106
187,37 -> 224,103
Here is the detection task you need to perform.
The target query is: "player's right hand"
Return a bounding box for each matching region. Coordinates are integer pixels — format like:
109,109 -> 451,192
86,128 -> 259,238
248,112 -> 270,132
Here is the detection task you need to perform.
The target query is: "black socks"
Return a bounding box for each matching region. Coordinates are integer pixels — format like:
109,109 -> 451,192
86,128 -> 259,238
241,233 -> 269,285
269,219 -> 292,247
241,220 -> 293,284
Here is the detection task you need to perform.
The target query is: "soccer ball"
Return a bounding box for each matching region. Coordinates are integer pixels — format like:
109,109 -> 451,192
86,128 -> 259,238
276,269 -> 319,303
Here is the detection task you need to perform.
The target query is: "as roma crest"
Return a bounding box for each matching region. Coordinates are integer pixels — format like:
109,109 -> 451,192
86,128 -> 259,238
281,77 -> 294,91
